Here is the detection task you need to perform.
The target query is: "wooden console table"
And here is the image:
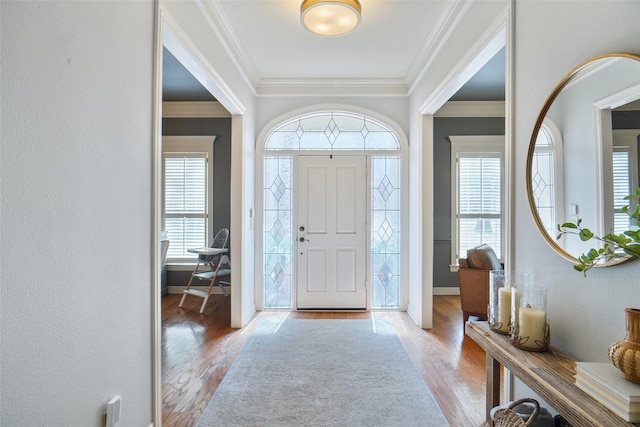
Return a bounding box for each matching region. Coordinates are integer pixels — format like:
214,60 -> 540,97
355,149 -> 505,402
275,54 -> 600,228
466,321 -> 637,427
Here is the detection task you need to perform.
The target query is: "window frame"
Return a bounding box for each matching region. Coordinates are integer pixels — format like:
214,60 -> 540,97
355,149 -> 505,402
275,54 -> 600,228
532,119 -> 565,238
612,129 -> 640,234
256,107 -> 408,311
264,111 -> 400,151
449,135 -> 505,269
162,135 -> 215,264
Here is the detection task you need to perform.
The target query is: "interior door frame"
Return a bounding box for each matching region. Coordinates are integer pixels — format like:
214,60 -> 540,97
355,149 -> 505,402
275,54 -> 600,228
153,5 -> 251,425
256,148 -> 407,312
255,105 -> 408,312
295,154 -> 369,310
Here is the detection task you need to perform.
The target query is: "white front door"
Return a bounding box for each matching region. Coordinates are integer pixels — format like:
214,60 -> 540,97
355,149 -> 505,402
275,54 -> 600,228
296,155 -> 367,309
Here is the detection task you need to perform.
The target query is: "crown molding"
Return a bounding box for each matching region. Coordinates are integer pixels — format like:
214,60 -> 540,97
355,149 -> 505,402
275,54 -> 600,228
192,0 -> 497,99
256,78 -> 409,97
197,0 -> 260,93
418,5 -> 508,113
162,8 -> 247,114
198,0 -> 474,97
162,101 -> 232,118
405,0 -> 473,89
435,101 -> 505,117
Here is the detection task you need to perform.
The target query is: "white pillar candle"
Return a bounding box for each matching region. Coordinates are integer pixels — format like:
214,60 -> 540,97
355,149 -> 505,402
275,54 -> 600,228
497,287 -> 511,333
518,307 -> 546,349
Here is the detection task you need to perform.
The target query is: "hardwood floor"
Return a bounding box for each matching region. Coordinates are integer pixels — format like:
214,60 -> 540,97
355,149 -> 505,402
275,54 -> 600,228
162,294 -> 486,427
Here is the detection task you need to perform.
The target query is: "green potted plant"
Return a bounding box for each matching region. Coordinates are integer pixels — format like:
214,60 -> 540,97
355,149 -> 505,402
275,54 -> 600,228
556,187 -> 640,275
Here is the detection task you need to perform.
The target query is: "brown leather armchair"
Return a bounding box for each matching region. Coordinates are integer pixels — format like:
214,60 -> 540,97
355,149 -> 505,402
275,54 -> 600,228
457,244 -> 503,324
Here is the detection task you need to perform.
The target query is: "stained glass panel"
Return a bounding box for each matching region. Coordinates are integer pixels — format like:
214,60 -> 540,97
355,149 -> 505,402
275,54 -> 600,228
266,113 -> 399,151
533,124 -> 559,236
371,156 -> 401,309
263,156 -> 293,308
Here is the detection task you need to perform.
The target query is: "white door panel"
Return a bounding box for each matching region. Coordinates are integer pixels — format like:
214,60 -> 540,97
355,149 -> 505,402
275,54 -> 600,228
336,248 -> 356,292
306,166 -> 328,233
307,248 -> 328,292
297,155 -> 366,309
336,165 -> 358,233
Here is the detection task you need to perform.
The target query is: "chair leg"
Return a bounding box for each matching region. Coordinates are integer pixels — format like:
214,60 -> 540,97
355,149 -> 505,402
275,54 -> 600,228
180,262 -> 201,308
218,279 -> 229,297
199,295 -> 209,314
179,292 -> 188,308
197,264 -> 223,313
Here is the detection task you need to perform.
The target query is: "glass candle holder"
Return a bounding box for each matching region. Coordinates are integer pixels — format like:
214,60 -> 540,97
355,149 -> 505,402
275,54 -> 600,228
489,271 -> 529,335
510,285 -> 549,352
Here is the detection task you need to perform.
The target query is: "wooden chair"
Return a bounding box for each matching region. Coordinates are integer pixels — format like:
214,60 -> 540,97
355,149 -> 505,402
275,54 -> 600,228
457,244 -> 503,324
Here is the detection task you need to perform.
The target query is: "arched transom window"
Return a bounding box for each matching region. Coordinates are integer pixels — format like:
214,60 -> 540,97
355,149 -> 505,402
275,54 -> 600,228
265,112 -> 399,151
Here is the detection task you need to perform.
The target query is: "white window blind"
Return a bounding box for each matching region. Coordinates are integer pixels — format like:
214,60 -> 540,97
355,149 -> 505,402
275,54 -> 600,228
450,136 -> 504,265
164,153 -> 208,259
457,155 -> 502,258
612,147 -> 631,235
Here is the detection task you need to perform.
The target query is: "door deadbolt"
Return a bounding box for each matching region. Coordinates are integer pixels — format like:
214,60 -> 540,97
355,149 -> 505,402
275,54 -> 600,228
299,226 -> 305,231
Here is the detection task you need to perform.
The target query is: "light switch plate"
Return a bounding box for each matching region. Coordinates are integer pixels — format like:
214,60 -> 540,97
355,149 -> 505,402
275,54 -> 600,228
106,395 -> 121,427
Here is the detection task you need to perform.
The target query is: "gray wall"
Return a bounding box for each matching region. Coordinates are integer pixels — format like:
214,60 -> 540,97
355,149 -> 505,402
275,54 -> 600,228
613,110 -> 640,129
163,118 -> 232,288
613,110 -> 640,188
433,117 -> 505,288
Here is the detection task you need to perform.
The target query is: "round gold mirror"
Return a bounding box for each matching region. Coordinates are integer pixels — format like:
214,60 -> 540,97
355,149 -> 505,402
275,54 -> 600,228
526,53 -> 640,264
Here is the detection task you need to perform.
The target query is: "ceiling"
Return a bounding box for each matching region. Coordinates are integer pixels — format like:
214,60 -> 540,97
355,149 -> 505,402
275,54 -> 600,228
163,47 -> 216,102
162,0 -> 505,102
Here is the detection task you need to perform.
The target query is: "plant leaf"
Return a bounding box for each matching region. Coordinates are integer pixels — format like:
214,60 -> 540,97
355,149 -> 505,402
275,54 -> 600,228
624,245 -> 640,258
579,229 -> 594,241
561,222 -> 578,229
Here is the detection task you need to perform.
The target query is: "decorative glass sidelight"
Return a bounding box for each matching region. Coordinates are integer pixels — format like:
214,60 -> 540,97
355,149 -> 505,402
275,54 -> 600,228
371,156 -> 401,309
263,156 -> 293,308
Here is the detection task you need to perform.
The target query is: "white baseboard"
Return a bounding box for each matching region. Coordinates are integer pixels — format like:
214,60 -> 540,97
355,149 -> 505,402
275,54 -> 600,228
433,287 -> 460,296
167,285 -> 228,295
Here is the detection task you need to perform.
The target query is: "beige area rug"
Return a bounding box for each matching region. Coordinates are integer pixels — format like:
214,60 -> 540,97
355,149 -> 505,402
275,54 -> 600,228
196,318 -> 450,427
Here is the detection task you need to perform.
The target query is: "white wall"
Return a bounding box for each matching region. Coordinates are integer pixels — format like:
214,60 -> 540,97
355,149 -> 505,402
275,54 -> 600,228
557,58 -> 640,255
514,0 -> 640,400
1,2 -> 154,425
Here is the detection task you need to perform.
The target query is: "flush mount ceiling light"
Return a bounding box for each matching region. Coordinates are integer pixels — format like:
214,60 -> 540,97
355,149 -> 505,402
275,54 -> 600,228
300,0 -> 362,37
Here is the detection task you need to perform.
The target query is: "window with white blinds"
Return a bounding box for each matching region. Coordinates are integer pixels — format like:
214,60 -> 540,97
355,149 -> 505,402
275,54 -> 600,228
611,130 -> 640,235
162,136 -> 215,262
450,136 -> 504,265
164,155 -> 208,258
613,147 -> 632,235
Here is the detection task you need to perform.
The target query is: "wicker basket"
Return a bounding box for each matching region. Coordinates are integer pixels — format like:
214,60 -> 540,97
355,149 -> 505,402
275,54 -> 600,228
493,398 -> 540,427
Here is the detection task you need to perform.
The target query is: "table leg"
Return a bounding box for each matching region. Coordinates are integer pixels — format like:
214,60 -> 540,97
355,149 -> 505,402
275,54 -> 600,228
486,353 -> 500,426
